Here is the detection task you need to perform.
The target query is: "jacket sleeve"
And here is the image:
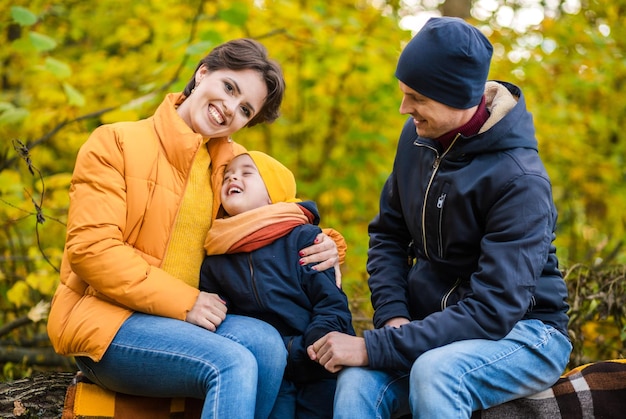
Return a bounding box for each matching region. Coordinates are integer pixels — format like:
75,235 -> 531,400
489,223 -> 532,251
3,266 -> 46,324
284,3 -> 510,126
199,256 -> 221,293
286,227 -> 355,365
300,262 -> 355,348
198,255 -> 235,310
65,124 -> 199,320
320,228 -> 348,264
367,137 -> 414,328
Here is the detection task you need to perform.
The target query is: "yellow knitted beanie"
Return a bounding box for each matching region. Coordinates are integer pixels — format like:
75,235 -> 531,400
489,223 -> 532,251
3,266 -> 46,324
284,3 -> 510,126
246,151 -> 297,203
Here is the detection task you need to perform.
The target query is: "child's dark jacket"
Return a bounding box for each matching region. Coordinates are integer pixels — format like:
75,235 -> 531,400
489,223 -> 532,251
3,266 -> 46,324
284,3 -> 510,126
200,200 -> 355,383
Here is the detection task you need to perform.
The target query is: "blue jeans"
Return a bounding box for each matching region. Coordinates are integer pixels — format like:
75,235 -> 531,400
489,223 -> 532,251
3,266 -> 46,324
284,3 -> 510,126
333,320 -> 572,419
75,313 -> 287,419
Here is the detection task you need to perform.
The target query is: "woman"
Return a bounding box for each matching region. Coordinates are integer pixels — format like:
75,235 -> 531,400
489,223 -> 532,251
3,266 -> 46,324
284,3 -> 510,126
47,39 -> 341,419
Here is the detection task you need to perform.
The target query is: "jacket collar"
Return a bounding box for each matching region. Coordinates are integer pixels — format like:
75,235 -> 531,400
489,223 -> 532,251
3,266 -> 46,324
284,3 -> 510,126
444,81 -> 538,159
152,92 -> 205,174
152,93 -> 244,220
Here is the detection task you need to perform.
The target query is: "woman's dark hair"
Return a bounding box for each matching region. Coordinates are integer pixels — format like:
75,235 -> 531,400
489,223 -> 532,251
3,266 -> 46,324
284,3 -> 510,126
183,38 -> 285,127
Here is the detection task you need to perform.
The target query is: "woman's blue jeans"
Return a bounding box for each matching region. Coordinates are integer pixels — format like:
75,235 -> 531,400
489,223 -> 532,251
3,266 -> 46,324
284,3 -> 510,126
75,313 -> 287,419
333,319 -> 572,419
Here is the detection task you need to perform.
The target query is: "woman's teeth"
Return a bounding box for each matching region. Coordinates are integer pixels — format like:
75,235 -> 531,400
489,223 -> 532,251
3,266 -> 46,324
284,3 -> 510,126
209,105 -> 224,124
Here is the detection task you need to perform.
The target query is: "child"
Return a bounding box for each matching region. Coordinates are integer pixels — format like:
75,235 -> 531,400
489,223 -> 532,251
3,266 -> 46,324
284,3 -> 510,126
200,151 -> 355,419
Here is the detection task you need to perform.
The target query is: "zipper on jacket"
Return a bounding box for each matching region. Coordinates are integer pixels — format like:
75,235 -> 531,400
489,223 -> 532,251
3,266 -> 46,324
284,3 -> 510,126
407,240 -> 415,267
527,295 -> 536,313
436,193 -> 446,209
248,254 -> 263,308
419,134 -> 461,260
441,278 -> 462,311
436,192 -> 447,257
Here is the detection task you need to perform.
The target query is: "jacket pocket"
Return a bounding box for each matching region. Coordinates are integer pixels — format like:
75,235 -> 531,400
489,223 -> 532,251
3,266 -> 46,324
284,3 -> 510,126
435,182 -> 451,259
440,279 -> 472,310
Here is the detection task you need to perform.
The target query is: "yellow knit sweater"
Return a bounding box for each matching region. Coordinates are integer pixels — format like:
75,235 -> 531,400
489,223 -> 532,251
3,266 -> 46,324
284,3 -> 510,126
161,141 -> 212,287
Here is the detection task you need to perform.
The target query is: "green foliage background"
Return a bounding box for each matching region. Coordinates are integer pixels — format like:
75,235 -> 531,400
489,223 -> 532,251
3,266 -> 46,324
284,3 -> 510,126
1,0 -> 625,379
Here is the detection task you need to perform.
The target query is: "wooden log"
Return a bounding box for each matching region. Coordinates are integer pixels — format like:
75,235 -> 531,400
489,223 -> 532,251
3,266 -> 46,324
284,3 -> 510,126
0,372 -> 74,419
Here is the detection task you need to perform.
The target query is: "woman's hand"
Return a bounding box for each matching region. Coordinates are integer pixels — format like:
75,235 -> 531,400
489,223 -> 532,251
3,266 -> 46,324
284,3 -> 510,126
299,232 -> 342,287
185,292 -> 227,331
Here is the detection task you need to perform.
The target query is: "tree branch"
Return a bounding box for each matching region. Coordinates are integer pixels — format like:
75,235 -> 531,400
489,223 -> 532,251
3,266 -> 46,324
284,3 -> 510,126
0,347 -> 74,369
0,301 -> 49,339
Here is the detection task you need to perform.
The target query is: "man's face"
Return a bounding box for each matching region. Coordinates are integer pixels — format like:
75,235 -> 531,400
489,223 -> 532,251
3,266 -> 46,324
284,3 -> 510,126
398,81 -> 471,139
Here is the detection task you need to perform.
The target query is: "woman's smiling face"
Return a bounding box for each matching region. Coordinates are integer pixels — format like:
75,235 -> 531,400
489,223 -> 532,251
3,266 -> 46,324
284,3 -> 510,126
177,66 -> 268,138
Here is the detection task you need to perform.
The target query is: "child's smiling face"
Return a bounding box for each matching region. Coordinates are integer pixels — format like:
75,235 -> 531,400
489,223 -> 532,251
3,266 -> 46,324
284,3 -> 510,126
221,154 -> 271,216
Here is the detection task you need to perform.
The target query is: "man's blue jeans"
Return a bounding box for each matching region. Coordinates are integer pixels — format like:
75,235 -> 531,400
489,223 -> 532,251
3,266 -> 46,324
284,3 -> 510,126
333,319 -> 572,419
75,313 -> 287,419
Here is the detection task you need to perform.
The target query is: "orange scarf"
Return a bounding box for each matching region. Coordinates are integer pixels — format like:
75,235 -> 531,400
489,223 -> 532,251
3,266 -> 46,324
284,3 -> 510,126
204,202 -> 315,254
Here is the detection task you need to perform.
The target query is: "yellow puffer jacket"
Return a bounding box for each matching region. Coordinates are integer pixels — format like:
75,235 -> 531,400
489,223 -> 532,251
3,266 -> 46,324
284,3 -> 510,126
47,93 -> 244,361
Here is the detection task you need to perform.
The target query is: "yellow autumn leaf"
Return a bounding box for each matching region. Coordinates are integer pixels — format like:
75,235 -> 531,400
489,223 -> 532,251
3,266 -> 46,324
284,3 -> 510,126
26,269 -> 58,296
6,280 -> 32,308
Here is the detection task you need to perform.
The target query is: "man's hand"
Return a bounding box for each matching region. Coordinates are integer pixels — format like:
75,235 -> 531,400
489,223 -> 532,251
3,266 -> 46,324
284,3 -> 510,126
185,292 -> 227,331
307,332 -> 368,373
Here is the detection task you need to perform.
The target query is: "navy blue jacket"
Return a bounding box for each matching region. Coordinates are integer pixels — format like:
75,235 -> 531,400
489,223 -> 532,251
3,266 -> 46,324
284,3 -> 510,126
200,201 -> 355,383
364,82 -> 570,371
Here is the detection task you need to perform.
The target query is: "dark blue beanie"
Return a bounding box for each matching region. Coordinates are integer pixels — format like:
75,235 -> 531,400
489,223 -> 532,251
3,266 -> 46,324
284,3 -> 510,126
395,17 -> 493,109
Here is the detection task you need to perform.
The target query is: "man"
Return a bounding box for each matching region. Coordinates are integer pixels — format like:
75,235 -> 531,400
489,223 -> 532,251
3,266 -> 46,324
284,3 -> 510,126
307,17 -> 571,418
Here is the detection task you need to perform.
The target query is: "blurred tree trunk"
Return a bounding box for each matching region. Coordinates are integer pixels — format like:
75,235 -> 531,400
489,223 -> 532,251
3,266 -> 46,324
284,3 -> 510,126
441,0 -> 472,18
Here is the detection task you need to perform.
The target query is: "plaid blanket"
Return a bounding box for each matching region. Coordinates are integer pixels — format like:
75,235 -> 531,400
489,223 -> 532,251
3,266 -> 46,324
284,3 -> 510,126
62,372 -> 202,419
63,360 -> 626,418
475,359 -> 626,418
